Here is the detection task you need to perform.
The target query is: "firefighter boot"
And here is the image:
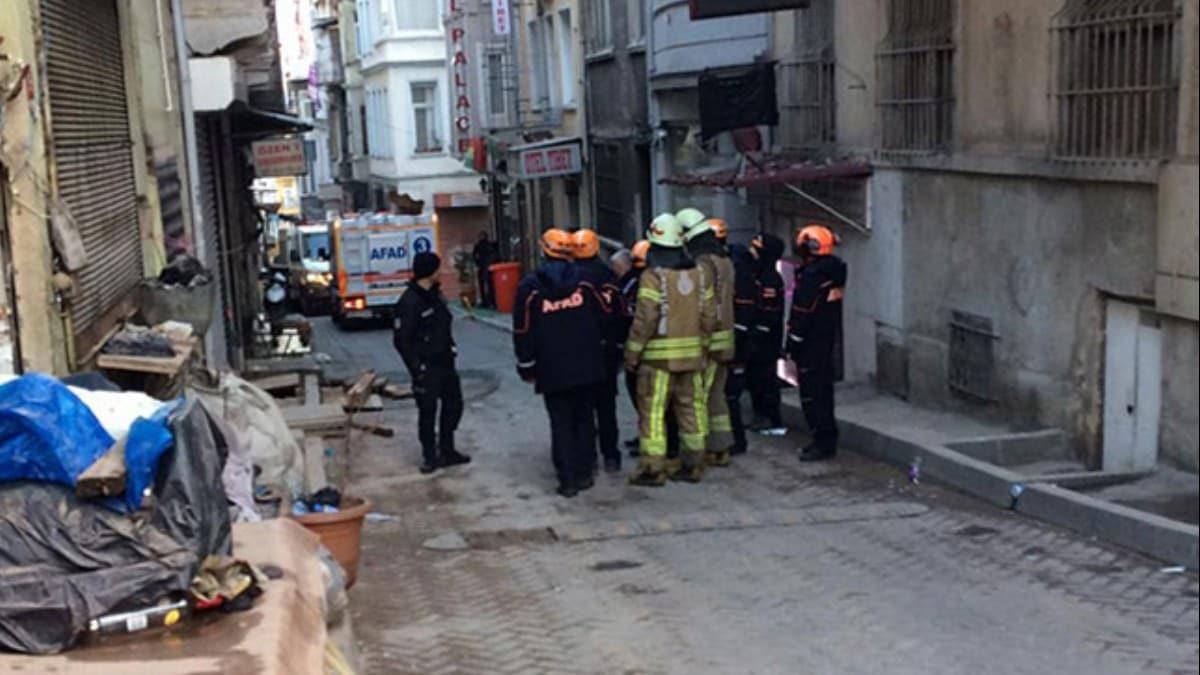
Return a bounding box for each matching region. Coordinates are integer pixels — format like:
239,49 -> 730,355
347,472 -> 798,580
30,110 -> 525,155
629,455 -> 668,487
669,451 -> 706,484
704,450 -> 732,468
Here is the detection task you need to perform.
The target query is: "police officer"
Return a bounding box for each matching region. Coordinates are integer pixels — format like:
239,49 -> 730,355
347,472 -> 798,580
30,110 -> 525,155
748,232 -> 787,436
683,215 -> 737,468
626,214 -> 718,486
513,229 -> 609,497
393,252 -> 471,474
787,225 -> 847,462
572,229 -> 624,473
726,242 -> 757,455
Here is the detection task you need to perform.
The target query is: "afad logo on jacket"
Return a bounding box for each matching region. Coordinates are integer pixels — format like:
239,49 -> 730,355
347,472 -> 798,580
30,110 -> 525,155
542,291 -> 584,314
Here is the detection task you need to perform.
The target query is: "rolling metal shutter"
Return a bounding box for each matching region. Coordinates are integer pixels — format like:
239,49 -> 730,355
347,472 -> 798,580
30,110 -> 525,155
41,0 -> 143,351
194,115 -> 231,370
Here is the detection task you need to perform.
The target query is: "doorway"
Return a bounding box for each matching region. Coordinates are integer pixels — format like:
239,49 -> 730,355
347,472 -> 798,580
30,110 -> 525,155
1103,298 -> 1162,471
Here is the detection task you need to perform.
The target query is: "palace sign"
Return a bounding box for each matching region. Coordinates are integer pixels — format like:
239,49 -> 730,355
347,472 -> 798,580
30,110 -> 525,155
447,0 -> 472,155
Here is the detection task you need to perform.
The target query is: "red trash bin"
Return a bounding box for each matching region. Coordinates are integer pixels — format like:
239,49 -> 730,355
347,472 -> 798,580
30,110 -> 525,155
489,262 -> 522,313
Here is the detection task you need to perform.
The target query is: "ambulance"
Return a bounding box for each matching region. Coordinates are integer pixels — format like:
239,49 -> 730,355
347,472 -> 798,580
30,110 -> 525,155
329,212 -> 439,326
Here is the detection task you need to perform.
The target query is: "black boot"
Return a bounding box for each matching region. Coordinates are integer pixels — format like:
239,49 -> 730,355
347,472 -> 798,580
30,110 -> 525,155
798,445 -> 836,463
440,449 -> 472,467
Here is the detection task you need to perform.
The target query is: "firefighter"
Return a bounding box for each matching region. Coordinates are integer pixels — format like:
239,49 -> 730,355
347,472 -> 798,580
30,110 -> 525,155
787,224 -> 847,462
748,232 -> 787,436
726,242 -> 757,455
393,252 -> 471,474
615,242 -> 648,454
684,216 -> 736,467
513,229 -> 610,497
572,229 -> 624,473
626,214 -> 718,486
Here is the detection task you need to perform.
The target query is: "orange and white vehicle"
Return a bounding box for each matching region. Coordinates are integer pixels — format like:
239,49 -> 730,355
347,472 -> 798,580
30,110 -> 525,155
330,212 -> 439,326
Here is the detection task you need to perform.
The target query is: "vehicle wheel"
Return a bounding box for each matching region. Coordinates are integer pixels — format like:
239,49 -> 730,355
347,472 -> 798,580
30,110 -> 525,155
331,308 -> 346,328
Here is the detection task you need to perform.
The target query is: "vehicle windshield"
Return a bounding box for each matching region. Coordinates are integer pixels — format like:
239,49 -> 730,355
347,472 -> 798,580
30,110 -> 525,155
300,231 -> 330,261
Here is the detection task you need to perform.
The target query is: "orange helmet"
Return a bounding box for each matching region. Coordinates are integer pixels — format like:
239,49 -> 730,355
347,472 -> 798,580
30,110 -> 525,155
541,228 -> 574,260
795,224 -> 838,256
630,240 -> 650,268
707,218 -> 728,240
572,229 -> 600,259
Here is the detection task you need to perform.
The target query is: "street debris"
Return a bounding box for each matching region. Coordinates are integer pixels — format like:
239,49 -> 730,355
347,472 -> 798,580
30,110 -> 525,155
908,456 -> 922,484
1160,566 -> 1186,574
423,532 -> 470,551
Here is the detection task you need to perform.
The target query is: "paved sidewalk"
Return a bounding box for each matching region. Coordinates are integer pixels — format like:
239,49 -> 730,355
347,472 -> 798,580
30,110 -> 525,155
313,317 -> 1200,675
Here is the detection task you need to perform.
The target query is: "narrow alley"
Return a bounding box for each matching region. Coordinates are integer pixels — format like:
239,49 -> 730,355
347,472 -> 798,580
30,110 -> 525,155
318,317 -> 1199,675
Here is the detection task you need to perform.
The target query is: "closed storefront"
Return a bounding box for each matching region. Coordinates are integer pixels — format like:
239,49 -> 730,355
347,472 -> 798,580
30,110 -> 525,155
41,0 -> 143,355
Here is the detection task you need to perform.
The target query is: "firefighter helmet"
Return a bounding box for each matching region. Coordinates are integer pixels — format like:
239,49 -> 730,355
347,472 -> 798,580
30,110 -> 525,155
795,224 -> 838,256
541,228 -> 575,260
675,207 -> 708,236
647,213 -> 684,248
631,240 -> 651,268
572,229 -> 601,259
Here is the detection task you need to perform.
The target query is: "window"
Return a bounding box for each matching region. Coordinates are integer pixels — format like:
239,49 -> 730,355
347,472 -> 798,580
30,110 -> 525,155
395,0 -> 439,30
411,82 -> 442,153
357,0 -> 376,56
876,0 -> 955,152
592,142 -> 623,241
485,49 -> 510,121
782,0 -> 835,149
1050,0 -> 1181,160
359,104 -> 369,155
367,88 -> 392,158
587,0 -> 612,54
627,0 -> 645,45
528,20 -> 550,109
557,9 -> 576,106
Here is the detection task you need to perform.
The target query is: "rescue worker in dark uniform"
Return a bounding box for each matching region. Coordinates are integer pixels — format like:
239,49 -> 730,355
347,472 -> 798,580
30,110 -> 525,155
748,232 -> 787,436
513,229 -> 609,497
787,224 -> 847,462
393,252 -> 471,474
472,231 -> 499,308
617,242 -> 650,454
726,242 -> 757,455
572,229 -> 624,473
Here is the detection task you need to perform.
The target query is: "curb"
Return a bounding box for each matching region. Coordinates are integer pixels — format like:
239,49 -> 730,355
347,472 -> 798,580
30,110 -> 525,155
784,398 -> 1200,569
453,306 -> 513,334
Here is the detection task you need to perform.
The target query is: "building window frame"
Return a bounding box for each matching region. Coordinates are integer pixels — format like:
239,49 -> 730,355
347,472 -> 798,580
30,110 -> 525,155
1049,0 -> 1182,161
782,0 -> 836,151
484,46 -> 513,126
586,0 -> 613,56
557,8 -> 576,108
875,0 -> 956,154
411,81 -> 443,155
627,0 -> 646,48
393,0 -> 440,31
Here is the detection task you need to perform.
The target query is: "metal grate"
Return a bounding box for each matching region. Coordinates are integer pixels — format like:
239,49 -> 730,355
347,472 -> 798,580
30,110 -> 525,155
876,0 -> 956,153
780,0 -> 836,149
1050,0 -> 1182,160
948,310 -> 998,402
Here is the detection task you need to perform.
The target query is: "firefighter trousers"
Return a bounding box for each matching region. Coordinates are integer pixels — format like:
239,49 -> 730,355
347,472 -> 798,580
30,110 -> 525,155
703,362 -> 734,453
636,366 -> 707,457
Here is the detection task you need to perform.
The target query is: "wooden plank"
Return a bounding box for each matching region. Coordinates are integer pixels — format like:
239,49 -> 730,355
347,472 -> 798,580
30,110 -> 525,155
344,370 -> 376,409
380,383 -> 413,400
76,436 -> 127,499
282,404 -> 348,431
344,394 -> 383,413
302,435 -> 329,495
303,374 -> 321,407
248,373 -> 302,393
96,340 -> 192,375
351,421 -> 395,438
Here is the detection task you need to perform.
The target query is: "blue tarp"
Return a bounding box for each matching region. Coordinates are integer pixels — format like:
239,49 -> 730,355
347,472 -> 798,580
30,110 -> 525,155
0,373 -> 174,512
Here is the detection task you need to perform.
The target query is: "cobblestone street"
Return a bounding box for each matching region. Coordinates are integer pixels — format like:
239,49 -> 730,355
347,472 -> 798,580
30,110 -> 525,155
320,318 -> 1199,675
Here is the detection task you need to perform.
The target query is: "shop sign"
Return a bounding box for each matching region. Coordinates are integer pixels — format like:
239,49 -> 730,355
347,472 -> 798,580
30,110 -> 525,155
518,142 -> 582,179
447,0 -> 473,155
252,139 -> 307,177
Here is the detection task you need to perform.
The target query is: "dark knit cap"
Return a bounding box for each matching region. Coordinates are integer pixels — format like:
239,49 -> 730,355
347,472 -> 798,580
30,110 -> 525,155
413,252 -> 441,280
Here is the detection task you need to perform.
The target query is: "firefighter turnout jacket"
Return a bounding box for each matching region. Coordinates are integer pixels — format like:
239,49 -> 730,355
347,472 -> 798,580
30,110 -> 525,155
624,262 -> 719,373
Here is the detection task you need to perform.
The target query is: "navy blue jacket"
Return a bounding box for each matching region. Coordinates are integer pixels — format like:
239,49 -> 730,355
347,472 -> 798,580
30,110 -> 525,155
512,260 -> 607,395
787,255 -> 847,370
574,256 -> 624,370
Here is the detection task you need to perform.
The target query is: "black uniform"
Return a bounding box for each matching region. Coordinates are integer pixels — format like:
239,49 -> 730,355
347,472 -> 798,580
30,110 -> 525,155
725,244 -> 757,454
472,237 -> 499,308
513,260 -> 608,493
787,254 -> 847,455
617,267 -> 642,413
748,233 -> 786,429
574,256 -> 624,469
393,281 -> 464,467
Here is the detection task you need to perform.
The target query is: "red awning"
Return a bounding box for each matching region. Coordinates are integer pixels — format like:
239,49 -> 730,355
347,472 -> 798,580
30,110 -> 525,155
659,157 -> 872,188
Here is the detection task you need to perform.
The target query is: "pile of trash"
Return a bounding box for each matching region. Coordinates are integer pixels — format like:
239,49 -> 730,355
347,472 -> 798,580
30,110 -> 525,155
139,254 -> 215,336
0,373 -> 242,654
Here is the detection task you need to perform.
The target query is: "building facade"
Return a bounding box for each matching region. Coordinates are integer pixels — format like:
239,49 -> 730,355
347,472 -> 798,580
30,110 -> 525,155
763,0 -> 1198,472
357,0 -> 478,209
584,0 -> 651,244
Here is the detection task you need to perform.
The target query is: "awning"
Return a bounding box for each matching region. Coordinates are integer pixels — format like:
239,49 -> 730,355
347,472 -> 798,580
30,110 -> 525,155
229,102 -> 313,139
659,157 -> 872,188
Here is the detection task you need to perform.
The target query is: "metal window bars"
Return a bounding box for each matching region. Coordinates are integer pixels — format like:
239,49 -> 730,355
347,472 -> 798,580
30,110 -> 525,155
1050,0 -> 1182,160
876,0 -> 956,153
780,0 -> 837,150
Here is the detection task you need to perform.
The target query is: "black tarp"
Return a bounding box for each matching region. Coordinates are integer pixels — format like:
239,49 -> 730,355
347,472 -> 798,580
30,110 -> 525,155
0,398 -> 231,654
698,63 -> 779,140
